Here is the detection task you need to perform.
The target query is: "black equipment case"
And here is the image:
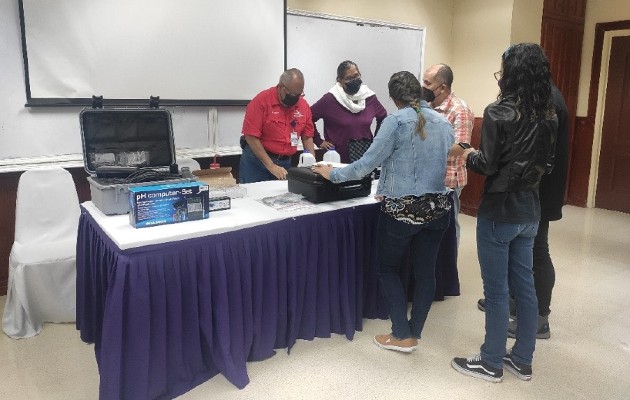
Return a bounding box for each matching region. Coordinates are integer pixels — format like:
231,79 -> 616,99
287,167 -> 372,203
80,108 -> 193,215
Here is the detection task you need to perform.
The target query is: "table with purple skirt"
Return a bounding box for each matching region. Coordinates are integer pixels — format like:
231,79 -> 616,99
76,181 -> 459,400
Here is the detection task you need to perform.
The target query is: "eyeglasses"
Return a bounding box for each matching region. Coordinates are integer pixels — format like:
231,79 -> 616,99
282,83 -> 304,97
494,71 -> 502,81
342,74 -> 361,83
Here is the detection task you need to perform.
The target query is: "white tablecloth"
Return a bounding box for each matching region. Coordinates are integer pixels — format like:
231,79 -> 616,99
83,180 -> 379,250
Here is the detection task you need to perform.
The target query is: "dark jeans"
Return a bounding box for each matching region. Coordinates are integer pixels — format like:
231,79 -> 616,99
238,144 -> 292,183
376,210 -> 450,340
533,220 -> 554,317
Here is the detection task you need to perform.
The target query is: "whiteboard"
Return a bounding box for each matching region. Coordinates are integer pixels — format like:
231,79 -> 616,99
287,10 -> 425,116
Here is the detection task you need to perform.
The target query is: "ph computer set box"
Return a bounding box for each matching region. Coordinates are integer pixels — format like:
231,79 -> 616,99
129,181 -> 210,228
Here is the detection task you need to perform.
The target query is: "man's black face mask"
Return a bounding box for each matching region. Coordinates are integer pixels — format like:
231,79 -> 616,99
282,93 -> 300,107
421,87 -> 435,103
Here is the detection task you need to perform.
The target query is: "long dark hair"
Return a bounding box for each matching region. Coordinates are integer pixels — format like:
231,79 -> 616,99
388,71 -> 426,139
499,43 -> 555,121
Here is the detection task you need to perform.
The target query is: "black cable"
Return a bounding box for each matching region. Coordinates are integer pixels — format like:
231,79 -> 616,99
125,168 -> 178,183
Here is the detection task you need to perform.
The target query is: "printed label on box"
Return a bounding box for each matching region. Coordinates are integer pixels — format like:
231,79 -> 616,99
129,181 -> 209,228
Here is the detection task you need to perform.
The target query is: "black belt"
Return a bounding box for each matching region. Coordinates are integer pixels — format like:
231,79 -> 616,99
241,138 -> 292,161
265,150 -> 291,161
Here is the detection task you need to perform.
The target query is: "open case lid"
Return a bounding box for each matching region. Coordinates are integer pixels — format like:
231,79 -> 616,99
79,108 -> 176,175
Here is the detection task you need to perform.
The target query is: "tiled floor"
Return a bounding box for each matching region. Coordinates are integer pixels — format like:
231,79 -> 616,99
1,205 -> 629,399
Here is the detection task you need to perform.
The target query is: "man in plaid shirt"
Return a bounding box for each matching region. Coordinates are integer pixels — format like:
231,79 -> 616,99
422,64 -> 474,246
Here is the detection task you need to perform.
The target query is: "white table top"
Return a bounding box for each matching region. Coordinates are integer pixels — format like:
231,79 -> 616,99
83,180 -> 379,250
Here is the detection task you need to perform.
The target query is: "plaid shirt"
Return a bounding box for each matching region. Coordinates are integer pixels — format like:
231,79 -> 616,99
434,93 -> 474,189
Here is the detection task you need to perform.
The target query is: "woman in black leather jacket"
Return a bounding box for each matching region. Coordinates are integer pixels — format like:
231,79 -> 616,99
452,43 -> 557,383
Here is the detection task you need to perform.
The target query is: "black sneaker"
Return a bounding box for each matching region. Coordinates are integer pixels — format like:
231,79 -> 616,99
477,298 -> 516,318
451,354 -> 503,383
508,316 -> 551,339
503,353 -> 532,381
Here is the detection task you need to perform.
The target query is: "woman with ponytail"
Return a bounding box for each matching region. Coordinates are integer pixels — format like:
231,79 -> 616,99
313,71 -> 454,353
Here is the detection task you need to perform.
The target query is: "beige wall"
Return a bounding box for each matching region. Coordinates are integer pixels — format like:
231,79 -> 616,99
510,0 -> 544,44
451,0 -> 514,115
577,0 -> 630,116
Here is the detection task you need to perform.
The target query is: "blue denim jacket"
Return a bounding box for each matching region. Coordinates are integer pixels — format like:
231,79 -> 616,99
329,103 -> 454,198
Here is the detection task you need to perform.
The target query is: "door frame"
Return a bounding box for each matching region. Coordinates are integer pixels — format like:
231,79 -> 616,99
588,30 -> 630,207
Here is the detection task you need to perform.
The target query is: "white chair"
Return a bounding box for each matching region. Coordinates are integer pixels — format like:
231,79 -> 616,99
177,158 -> 200,173
2,167 -> 80,338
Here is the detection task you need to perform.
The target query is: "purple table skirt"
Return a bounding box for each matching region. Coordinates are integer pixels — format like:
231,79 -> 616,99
76,201 -> 459,400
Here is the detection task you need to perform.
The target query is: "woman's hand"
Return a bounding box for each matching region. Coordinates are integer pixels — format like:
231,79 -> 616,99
311,164 -> 334,181
319,140 -> 334,150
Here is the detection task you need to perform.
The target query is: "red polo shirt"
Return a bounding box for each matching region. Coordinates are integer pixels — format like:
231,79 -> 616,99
242,87 -> 314,155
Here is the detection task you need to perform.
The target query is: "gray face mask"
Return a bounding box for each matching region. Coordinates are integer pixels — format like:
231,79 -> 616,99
344,78 -> 362,95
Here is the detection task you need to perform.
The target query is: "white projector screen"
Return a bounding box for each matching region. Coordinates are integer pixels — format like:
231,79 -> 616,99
19,0 -> 286,106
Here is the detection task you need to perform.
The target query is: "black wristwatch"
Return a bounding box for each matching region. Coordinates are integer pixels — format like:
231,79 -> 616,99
458,142 -> 472,150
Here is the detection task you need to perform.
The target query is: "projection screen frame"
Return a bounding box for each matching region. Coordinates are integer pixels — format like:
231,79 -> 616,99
18,0 -> 288,108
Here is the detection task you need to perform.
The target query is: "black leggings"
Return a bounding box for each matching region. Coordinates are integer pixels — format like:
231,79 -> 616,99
532,220 -> 555,317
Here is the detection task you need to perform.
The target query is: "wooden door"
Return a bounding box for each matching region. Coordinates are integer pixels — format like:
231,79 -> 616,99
595,35 -> 630,214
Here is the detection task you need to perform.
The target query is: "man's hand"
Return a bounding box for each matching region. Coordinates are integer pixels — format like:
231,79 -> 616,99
268,164 -> 288,180
463,148 -> 476,162
449,143 -> 466,157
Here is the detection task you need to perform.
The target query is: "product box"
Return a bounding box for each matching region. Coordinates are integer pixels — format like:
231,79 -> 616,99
207,189 -> 232,212
129,181 -> 210,228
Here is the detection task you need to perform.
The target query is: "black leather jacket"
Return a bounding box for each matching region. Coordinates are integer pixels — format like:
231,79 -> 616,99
467,96 -> 557,193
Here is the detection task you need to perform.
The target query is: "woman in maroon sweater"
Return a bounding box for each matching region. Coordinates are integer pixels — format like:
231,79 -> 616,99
311,60 -> 387,163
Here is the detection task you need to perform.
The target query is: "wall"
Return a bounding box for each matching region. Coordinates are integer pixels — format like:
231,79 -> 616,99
511,0 -> 545,44
451,0 -> 514,116
577,0 -> 630,116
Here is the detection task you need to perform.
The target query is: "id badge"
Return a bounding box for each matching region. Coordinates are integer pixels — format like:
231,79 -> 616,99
290,131 -> 299,146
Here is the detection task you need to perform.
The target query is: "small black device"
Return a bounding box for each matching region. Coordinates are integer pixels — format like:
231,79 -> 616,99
458,142 -> 472,150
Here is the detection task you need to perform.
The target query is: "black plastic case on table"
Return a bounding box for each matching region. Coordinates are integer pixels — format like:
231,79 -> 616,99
287,167 -> 372,204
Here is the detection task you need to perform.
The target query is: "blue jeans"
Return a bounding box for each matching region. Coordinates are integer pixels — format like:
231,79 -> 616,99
239,145 -> 292,183
477,217 -> 539,368
377,210 -> 450,340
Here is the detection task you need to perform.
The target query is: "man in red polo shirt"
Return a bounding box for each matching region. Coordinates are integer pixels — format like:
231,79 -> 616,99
239,68 -> 315,183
